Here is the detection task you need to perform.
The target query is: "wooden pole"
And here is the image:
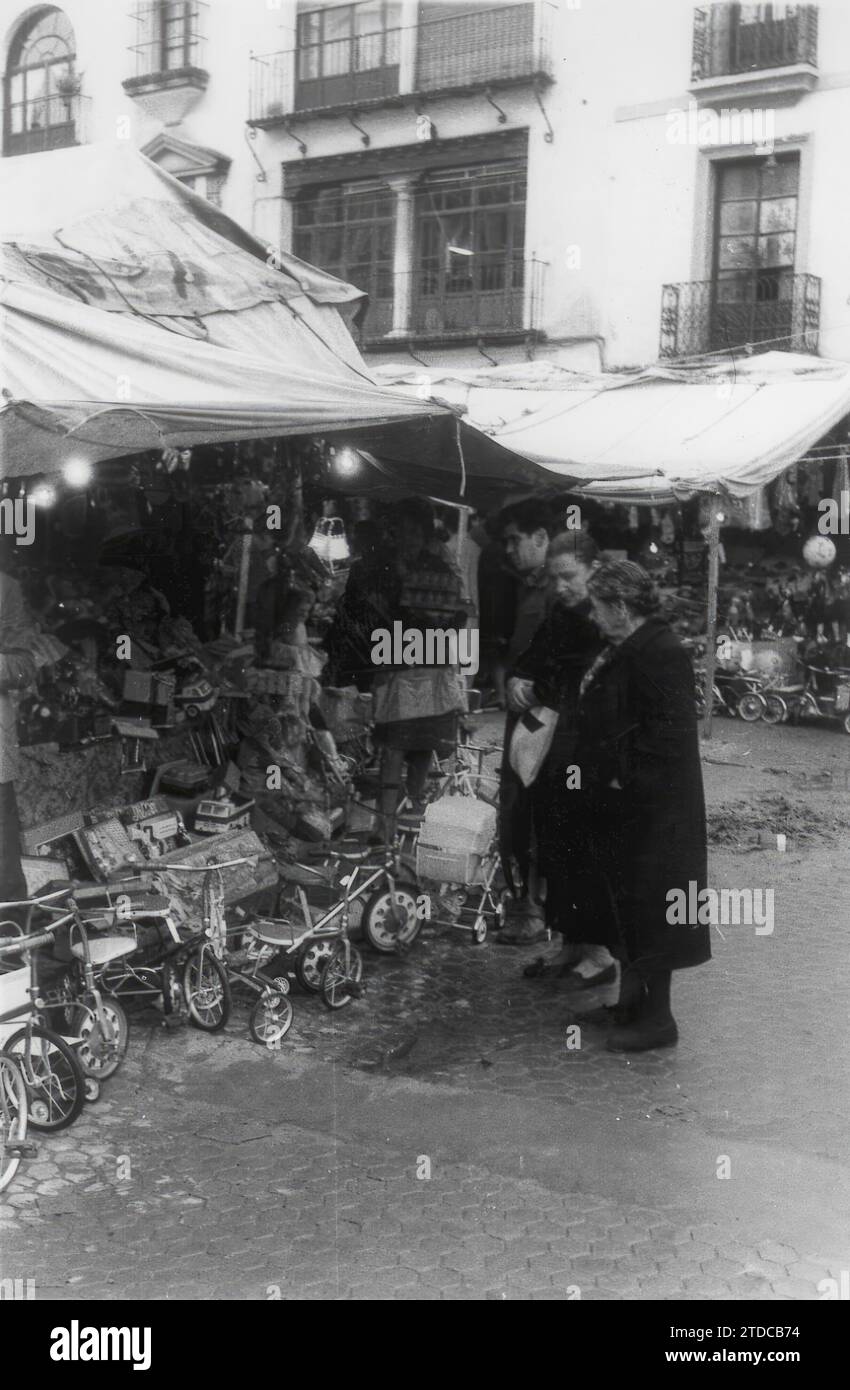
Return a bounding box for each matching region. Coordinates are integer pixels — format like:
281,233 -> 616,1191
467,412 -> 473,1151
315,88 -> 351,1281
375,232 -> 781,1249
234,519 -> 253,638
702,497 -> 721,740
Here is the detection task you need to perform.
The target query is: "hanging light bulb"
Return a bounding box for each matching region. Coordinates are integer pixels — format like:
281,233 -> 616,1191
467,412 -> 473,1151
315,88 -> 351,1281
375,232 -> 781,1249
30,482 -> 58,509
63,455 -> 93,487
333,447 -> 361,477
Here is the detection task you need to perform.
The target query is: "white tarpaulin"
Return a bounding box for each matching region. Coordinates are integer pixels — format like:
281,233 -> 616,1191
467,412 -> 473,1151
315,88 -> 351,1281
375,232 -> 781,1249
375,353 -> 850,503
0,142 -> 552,496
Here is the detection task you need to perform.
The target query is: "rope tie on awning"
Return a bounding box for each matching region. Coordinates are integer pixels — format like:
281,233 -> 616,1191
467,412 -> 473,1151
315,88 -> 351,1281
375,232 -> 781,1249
455,417 -> 467,499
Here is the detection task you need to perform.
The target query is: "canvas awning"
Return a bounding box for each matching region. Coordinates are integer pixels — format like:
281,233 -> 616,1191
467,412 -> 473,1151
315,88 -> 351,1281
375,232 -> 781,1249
0,143 -> 554,501
376,353 -> 850,504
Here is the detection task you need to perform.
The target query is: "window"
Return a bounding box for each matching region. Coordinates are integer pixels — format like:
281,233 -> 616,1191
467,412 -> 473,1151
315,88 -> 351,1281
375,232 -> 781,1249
4,7 -> 77,154
176,171 -> 225,207
293,182 -> 395,336
711,154 -> 800,348
693,4 -> 818,81
128,2 -> 205,79
295,2 -> 401,108
162,1 -> 193,70
731,4 -> 804,71
414,162 -> 527,332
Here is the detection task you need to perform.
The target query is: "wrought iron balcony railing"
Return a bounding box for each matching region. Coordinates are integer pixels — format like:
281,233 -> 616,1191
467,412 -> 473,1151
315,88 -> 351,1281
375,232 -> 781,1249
249,2 -> 553,124
3,90 -> 89,157
659,273 -> 821,359
352,255 -> 544,345
692,4 -> 818,82
127,0 -> 208,82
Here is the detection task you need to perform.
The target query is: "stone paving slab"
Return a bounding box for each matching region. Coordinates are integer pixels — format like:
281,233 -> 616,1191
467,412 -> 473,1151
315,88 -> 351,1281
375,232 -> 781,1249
2,719 -> 850,1299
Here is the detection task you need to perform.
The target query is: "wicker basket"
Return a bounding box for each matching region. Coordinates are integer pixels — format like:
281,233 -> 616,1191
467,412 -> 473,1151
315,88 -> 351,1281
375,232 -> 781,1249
416,844 -> 487,886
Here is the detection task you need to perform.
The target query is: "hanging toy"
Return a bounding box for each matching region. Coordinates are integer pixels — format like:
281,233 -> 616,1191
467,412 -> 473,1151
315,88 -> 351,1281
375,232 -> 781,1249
802,535 -> 837,570
307,516 -> 350,571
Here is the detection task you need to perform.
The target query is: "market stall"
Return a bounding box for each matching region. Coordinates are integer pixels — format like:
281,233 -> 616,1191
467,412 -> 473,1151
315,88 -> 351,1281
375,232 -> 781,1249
0,143 -> 567,884
377,353 -> 850,732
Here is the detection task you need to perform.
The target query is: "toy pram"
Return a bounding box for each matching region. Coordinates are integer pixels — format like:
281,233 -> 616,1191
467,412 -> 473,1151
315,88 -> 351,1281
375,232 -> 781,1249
413,739 -> 504,944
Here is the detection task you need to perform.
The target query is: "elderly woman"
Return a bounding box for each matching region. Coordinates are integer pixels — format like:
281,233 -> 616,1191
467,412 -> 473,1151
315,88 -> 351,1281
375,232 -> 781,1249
576,560 -> 710,1051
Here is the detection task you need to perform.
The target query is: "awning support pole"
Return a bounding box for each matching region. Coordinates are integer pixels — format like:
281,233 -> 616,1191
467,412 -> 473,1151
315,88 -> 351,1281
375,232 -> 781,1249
702,498 -> 721,740
234,520 -> 253,639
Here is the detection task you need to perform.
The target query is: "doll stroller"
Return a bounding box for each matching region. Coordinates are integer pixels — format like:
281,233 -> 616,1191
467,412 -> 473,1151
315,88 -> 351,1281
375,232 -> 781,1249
413,736 -> 504,943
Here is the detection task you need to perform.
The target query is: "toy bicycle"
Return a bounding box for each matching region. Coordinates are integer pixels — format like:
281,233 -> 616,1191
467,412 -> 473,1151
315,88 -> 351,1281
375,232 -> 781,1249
167,858 -> 293,1047
238,842 -> 419,1010
1,884 -> 130,1093
0,901 -> 87,1130
0,1048 -> 33,1193
67,875 -> 231,1032
782,662 -> 850,733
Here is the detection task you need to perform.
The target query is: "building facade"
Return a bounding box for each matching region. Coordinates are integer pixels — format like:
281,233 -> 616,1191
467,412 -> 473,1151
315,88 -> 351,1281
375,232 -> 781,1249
2,1 -> 849,372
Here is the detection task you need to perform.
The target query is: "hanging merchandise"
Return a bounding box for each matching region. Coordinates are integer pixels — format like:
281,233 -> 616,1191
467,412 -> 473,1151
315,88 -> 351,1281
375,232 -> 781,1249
798,461 -> 824,508
724,487 -> 771,531
308,517 -> 350,570
832,446 -> 850,506
802,534 -> 837,570
772,465 -> 801,536
660,512 -> 676,546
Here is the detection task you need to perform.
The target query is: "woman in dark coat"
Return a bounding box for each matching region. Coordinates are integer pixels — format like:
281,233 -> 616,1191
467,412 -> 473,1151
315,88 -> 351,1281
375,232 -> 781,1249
577,560 -> 710,1051
506,532 -> 616,980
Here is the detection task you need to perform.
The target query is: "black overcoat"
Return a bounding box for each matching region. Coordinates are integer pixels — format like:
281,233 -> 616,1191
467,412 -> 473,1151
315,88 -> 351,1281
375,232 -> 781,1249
575,617 -> 710,973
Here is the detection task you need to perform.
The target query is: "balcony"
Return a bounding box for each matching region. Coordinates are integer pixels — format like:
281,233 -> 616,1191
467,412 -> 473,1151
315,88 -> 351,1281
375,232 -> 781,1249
659,273 -> 821,359
249,3 -> 553,126
3,90 -> 89,157
355,255 -> 545,346
690,4 -> 818,105
123,1 -> 209,99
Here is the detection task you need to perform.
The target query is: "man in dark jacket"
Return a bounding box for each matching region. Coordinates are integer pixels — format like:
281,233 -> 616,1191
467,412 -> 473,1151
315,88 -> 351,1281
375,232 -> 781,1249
495,500 -> 553,943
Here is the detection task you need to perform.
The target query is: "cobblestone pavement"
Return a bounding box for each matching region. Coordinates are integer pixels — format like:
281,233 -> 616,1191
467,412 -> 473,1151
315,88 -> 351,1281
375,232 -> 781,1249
2,718 -> 850,1300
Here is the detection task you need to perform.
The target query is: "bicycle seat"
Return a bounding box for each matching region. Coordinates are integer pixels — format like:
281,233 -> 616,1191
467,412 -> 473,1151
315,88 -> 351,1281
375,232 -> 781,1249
248,919 -> 296,947
71,936 -> 137,965
118,894 -> 174,917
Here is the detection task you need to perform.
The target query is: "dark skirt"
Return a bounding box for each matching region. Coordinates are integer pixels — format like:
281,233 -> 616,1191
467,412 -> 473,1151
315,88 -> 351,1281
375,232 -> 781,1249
373,711 -> 457,755
534,770 -> 622,950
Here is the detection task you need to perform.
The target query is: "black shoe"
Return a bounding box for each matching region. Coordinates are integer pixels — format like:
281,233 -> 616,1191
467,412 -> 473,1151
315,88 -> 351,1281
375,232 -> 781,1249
606,1017 -> 678,1051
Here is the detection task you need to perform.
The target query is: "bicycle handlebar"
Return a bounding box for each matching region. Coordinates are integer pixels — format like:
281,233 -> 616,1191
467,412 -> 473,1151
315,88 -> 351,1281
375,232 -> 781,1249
0,885 -> 76,912
0,923 -> 65,956
160,857 -> 259,874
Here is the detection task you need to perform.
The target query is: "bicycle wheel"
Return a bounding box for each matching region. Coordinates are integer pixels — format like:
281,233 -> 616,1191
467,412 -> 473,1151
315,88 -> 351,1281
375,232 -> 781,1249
68,995 -> 130,1081
0,1054 -> 28,1193
3,1025 -> 85,1132
182,946 -> 231,1032
362,881 -> 421,954
320,942 -> 363,1011
295,938 -> 337,993
737,692 -> 765,723
249,988 -> 293,1047
762,695 -> 787,726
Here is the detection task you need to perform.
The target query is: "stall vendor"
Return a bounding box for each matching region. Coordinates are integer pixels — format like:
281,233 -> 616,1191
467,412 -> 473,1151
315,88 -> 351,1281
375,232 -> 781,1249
371,500 -> 468,840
